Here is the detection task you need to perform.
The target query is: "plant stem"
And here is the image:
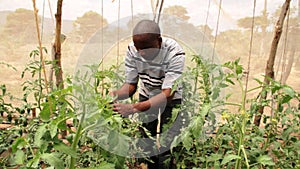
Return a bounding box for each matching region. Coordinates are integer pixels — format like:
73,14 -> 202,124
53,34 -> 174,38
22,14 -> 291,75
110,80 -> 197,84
246,86 -> 261,93
69,100 -> 86,169
224,102 -> 242,107
235,78 -> 250,169
235,128 -> 243,169
241,145 -> 250,169
26,139 -> 35,157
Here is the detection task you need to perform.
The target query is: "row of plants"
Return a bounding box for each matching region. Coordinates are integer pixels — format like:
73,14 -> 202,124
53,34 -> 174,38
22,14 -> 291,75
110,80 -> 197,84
0,48 -> 139,169
0,48 -> 299,168
172,56 -> 300,168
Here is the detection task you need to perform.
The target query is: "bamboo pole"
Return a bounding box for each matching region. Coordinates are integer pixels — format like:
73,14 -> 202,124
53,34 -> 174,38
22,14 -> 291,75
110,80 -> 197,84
32,0 -> 49,95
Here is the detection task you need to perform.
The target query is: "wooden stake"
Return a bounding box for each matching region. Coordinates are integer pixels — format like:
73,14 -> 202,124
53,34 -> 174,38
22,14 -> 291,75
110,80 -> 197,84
254,0 -> 291,126
54,0 -> 64,89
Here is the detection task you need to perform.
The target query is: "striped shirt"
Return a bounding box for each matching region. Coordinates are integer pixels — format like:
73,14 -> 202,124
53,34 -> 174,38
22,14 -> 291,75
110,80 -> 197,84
125,37 -> 185,100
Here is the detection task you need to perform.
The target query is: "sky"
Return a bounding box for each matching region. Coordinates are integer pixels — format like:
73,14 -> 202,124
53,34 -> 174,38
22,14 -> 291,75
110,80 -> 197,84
0,0 -> 299,31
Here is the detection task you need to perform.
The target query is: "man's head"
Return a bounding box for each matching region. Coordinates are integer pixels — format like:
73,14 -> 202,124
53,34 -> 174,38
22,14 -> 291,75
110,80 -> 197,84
132,20 -> 162,59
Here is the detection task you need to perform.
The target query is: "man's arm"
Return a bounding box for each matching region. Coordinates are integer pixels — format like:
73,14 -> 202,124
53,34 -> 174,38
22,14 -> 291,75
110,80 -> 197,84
134,88 -> 174,111
110,83 -> 137,100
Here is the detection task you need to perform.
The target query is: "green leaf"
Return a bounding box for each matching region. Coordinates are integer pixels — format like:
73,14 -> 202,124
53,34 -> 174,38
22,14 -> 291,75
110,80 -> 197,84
257,155 -> 275,166
283,86 -> 295,97
12,137 -> 26,153
207,153 -> 223,162
212,88 -> 220,100
97,161 -> 116,169
200,104 -> 210,119
0,62 -> 17,71
271,82 -> 281,94
219,83 -> 228,88
221,154 -> 241,165
107,130 -> 119,149
282,128 -> 293,140
108,130 -> 130,155
253,78 -> 263,85
235,65 -> 243,75
191,116 -> 203,138
116,135 -> 130,154
53,143 -> 77,158
170,135 -> 182,152
34,124 -> 47,147
1,84 -> 6,96
225,78 -> 235,85
49,123 -> 58,138
281,95 -> 293,104
14,149 -> 25,164
40,153 -> 64,169
27,153 -> 41,168
40,104 -> 51,121
182,132 -> 193,151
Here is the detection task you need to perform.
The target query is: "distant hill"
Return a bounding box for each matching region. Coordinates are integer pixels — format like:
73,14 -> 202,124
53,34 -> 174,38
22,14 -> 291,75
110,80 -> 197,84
0,10 -> 74,34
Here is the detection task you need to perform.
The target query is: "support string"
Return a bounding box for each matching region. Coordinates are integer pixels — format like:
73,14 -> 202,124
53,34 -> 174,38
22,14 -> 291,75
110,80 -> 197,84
243,0 -> 257,105
212,0 -> 222,63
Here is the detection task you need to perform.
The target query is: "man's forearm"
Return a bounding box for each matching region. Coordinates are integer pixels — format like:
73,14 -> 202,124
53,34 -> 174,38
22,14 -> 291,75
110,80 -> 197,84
112,88 -> 174,116
112,90 -> 131,100
132,88 -> 173,113
112,83 -> 137,100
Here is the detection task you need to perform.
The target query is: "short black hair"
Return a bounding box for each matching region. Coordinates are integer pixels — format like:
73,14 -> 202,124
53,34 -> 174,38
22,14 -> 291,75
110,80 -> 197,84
133,19 -> 161,36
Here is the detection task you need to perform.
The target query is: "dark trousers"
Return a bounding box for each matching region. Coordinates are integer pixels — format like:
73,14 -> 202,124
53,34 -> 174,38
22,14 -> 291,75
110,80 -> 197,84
138,95 -> 181,169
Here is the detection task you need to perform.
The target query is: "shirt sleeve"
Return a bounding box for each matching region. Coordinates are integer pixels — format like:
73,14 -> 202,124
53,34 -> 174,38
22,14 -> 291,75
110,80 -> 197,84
162,49 -> 185,89
125,46 -> 139,84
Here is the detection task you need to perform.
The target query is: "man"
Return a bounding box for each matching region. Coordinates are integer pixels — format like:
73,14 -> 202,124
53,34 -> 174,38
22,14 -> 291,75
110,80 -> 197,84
110,19 -> 185,169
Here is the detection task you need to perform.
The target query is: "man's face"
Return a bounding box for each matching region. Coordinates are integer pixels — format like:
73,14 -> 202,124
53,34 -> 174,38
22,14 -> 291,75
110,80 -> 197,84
133,34 -> 161,60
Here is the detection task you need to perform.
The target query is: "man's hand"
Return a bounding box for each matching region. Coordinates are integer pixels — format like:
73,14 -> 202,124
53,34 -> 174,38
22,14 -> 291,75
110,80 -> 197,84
113,103 -> 136,116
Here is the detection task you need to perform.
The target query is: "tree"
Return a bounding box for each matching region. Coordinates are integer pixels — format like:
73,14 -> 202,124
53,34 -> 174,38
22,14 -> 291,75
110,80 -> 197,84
1,8 -> 38,46
237,16 -> 269,32
216,30 -> 249,61
197,24 -> 214,41
73,11 -> 108,42
163,5 -> 190,22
